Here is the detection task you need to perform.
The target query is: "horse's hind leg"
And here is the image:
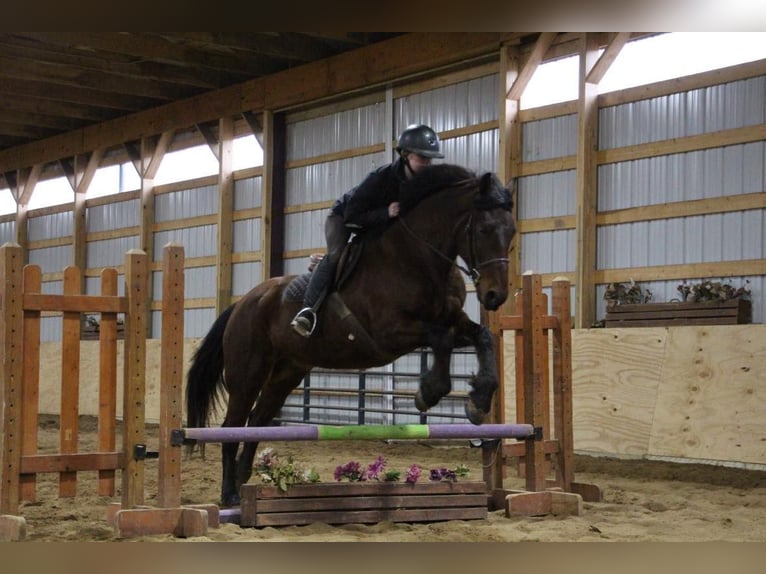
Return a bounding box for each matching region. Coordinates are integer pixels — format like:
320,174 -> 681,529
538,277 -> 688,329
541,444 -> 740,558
414,326 -> 454,413
219,354 -> 271,507
236,363 -> 309,493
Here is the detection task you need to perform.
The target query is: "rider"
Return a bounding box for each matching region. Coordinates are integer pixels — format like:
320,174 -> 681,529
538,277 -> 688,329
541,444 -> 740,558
291,124 -> 445,337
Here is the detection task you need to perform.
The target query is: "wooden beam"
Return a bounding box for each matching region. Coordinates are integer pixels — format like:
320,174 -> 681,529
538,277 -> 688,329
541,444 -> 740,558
215,116 -> 234,315
144,131 -> 174,180
0,33 -> 518,174
17,163 -> 43,206
196,121 -> 220,161
260,110 -> 274,280
574,33 -> 600,329
586,32 -> 630,85
507,32 -> 556,100
73,150 -> 104,277
242,110 -> 264,148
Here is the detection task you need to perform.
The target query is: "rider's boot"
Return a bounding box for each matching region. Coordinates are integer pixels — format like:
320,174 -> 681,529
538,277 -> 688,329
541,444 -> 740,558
291,255 -> 334,337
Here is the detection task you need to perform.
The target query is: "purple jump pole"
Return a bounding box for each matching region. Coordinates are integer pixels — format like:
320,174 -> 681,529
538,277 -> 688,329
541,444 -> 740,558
179,423 -> 534,443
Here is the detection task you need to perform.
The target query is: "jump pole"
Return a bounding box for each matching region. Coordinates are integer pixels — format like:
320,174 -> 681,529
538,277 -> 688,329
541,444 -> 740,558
175,423 -> 535,444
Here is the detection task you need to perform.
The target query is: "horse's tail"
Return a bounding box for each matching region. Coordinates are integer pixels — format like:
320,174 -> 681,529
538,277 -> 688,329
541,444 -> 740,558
185,304 -> 235,452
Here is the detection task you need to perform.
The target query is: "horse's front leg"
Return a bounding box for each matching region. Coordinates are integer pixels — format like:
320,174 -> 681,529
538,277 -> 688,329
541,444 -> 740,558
454,317 -> 498,425
414,326 -> 454,413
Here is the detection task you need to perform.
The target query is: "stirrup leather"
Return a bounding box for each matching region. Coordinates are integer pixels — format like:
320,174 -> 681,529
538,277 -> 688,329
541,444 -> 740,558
291,307 -> 317,337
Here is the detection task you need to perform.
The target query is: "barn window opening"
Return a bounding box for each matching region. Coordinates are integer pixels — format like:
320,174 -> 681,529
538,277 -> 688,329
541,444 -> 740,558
521,32 -> 766,110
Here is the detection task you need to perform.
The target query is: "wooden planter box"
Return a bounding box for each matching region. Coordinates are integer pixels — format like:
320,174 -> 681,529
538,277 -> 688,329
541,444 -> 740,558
605,299 -> 751,328
239,481 -> 488,527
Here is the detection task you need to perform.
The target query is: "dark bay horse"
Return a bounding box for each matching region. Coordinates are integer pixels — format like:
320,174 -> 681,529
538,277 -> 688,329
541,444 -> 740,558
186,164 -> 516,506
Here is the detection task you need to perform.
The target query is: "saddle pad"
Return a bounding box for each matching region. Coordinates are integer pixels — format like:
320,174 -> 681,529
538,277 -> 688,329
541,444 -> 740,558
284,273 -> 310,302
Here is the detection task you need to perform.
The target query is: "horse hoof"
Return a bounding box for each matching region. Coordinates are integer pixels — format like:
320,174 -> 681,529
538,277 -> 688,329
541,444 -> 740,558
414,390 -> 429,413
221,492 -> 241,508
464,401 -> 487,425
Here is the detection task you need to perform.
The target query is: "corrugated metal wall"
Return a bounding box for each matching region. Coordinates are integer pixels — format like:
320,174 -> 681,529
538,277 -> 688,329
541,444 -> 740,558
596,76 -> 765,322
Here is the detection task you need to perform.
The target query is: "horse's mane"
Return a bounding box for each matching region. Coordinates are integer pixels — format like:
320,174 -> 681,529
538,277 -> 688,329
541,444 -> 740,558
398,163 -> 477,213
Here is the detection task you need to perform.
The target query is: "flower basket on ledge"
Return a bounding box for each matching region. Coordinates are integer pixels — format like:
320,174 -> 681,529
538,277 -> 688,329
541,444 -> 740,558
604,299 -> 752,328
239,481 -> 488,527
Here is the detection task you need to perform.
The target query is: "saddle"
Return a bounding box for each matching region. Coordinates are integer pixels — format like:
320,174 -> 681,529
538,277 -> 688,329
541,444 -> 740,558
284,237 -> 363,302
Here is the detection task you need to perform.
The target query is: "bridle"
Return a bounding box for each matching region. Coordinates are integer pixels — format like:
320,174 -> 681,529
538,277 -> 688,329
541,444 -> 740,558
398,205 -> 509,287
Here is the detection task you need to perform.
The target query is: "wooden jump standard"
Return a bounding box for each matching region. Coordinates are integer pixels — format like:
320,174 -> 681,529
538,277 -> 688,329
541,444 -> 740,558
0,243 -> 216,541
485,272 -> 601,516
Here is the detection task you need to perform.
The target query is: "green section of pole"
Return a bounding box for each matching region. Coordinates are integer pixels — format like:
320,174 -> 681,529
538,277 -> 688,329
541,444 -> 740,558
317,424 -> 430,441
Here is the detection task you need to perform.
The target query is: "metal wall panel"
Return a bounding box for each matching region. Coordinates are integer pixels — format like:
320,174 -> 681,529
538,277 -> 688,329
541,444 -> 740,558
234,176 -> 262,209
232,261 -> 263,296
154,184 -> 218,222
28,245 -> 71,274
440,130 -> 498,173
284,210 -> 327,252
522,114 -> 578,162
287,103 -> 386,161
87,198 -> 140,232
598,143 -> 766,211
86,236 -> 139,269
518,170 -> 577,219
600,76 -> 766,148
0,220 -> 14,243
521,230 -> 575,274
28,211 -> 72,241
595,74 -> 765,326
153,225 -> 216,260
233,218 -> 261,252
394,74 -> 499,132
286,153 -> 388,206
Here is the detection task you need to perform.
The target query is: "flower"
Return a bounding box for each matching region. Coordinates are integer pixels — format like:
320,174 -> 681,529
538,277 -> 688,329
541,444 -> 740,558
255,448 -> 320,492
366,456 -> 386,481
405,464 -> 422,484
428,464 -> 470,482
334,460 -> 364,482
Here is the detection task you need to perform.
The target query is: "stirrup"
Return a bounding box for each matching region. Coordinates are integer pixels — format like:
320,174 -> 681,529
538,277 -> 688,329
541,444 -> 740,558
290,307 -> 317,337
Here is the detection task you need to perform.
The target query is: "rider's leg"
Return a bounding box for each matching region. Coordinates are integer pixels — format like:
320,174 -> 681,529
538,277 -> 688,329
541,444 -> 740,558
291,214 -> 348,337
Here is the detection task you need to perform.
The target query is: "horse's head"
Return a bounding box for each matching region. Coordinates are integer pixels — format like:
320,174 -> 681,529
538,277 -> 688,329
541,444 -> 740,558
457,172 -> 516,311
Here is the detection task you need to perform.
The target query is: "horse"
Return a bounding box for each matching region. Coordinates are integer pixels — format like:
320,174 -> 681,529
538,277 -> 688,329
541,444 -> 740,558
185,163 -> 516,506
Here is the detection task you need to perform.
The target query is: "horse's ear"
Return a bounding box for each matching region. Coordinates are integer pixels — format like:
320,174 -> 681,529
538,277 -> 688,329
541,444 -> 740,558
506,176 -> 518,203
479,172 -> 494,194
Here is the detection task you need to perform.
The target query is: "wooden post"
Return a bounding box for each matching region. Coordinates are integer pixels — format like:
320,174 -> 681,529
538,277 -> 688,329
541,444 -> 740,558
121,249 -> 148,509
98,268 -> 118,497
521,273 -> 547,493
59,266 -> 82,497
0,243 -> 24,516
20,264 -> 41,501
551,277 -> 574,491
158,244 -> 185,508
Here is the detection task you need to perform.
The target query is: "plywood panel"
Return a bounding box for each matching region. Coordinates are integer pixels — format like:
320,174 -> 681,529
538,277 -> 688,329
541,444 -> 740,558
569,328 -> 665,456
649,325 -> 766,464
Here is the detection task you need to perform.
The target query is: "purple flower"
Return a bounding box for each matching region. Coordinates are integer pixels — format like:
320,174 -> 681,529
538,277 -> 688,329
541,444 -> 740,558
366,456 -> 386,481
405,464 -> 422,484
334,460 -> 363,482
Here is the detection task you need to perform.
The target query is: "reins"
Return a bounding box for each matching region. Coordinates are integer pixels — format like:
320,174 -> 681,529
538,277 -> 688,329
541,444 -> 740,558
397,205 -> 509,286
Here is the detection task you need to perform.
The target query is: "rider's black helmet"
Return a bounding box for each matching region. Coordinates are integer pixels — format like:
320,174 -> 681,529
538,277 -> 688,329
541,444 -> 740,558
396,124 -> 444,158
